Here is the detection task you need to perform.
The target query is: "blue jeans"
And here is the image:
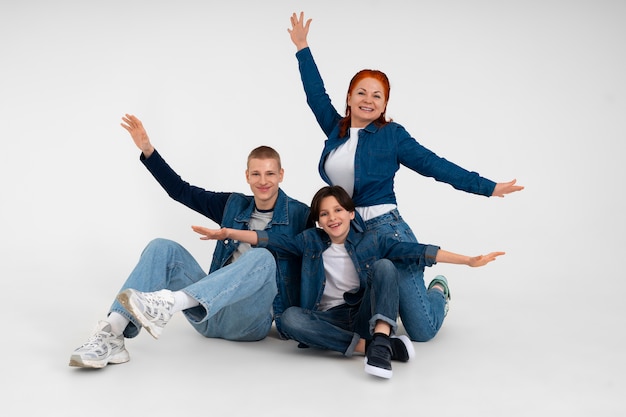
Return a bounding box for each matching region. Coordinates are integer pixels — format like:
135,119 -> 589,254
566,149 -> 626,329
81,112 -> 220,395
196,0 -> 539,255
280,259 -> 399,356
364,209 -> 446,342
109,238 -> 277,341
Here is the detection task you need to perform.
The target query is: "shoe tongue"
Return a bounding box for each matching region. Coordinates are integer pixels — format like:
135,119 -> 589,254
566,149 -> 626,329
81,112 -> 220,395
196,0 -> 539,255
97,320 -> 112,332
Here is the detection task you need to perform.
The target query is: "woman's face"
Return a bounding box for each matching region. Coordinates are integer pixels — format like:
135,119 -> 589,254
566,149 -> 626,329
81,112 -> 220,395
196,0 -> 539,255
347,77 -> 387,128
317,196 -> 355,244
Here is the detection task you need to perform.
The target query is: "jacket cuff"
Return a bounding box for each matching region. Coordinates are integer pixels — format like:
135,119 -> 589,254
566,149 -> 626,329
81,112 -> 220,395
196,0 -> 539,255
425,245 -> 440,266
255,230 -> 269,248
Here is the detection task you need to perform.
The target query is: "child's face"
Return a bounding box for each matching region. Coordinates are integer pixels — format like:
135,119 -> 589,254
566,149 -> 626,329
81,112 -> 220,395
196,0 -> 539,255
317,196 -> 355,244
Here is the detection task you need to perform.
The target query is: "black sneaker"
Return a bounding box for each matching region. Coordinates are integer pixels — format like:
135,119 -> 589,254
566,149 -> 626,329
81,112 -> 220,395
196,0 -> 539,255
390,335 -> 415,362
365,334 -> 415,362
364,334 -> 393,379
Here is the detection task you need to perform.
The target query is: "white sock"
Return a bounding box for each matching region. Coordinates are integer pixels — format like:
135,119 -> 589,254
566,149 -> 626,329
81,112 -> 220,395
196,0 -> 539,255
107,312 -> 130,336
172,291 -> 199,314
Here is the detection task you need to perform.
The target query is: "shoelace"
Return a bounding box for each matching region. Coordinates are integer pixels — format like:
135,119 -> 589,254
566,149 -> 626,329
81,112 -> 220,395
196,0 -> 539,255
79,331 -> 109,349
141,292 -> 173,320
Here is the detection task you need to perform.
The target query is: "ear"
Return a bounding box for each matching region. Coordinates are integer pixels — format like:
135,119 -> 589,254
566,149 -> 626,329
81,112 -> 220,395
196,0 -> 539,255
245,169 -> 250,183
349,211 -> 355,220
278,168 -> 284,183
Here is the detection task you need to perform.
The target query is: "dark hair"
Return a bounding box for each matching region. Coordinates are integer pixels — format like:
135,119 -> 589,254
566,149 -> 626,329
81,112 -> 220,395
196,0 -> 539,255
310,185 -> 355,220
338,69 -> 392,138
247,145 -> 281,169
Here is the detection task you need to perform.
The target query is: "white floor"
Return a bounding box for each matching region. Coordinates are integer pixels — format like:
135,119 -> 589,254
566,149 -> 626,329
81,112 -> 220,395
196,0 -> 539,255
5,259 -> 624,416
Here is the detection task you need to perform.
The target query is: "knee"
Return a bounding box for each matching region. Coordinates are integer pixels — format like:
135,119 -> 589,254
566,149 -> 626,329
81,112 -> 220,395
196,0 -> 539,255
410,331 -> 437,343
372,258 -> 398,280
280,306 -> 303,333
250,248 -> 277,275
143,238 -> 179,254
247,247 -> 273,264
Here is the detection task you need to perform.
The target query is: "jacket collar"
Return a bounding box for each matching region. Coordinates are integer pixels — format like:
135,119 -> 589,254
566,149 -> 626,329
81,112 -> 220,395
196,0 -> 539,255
234,188 -> 291,226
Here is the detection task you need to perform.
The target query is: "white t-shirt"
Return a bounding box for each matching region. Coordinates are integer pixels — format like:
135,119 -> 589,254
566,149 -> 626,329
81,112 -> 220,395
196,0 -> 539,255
319,243 -> 360,311
229,208 -> 273,264
324,127 -> 396,221
324,127 -> 360,197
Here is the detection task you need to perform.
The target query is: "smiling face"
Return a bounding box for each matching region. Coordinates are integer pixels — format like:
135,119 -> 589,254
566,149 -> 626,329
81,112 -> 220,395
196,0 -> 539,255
317,195 -> 355,244
347,76 -> 388,128
246,158 -> 284,211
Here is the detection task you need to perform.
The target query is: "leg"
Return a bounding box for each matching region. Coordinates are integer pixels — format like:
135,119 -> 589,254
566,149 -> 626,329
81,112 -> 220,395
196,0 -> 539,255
69,238 -> 205,367
110,238 -> 206,338
183,248 -> 277,341
397,263 -> 446,342
363,258 -> 399,337
361,259 -> 400,379
280,305 -> 360,355
363,212 -> 447,342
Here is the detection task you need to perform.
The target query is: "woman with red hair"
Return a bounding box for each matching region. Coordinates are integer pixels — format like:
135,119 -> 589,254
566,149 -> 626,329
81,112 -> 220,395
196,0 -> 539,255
287,12 -> 523,343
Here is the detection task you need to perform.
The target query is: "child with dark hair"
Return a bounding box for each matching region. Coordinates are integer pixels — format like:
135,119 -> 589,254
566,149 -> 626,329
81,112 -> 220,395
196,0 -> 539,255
193,185 -> 504,379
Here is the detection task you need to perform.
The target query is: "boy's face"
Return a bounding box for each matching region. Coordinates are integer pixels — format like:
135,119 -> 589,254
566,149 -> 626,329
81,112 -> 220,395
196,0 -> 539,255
246,158 -> 284,211
317,195 -> 355,244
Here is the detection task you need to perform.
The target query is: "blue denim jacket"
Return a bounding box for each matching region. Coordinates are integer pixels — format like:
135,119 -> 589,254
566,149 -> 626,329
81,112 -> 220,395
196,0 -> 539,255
296,47 -> 497,208
142,150 -> 311,329
255,225 -> 439,310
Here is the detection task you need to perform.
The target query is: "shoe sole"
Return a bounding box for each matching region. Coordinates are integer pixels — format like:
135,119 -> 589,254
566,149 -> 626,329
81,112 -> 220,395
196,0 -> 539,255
117,290 -> 162,339
68,350 -> 130,369
364,357 -> 393,379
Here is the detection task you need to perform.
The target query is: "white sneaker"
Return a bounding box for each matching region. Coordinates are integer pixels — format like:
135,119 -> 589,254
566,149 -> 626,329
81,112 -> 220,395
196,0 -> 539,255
117,289 -> 175,339
69,321 -> 129,368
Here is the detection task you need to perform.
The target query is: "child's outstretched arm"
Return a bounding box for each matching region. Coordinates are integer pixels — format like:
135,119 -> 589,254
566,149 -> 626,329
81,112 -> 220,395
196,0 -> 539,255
191,226 -> 258,245
436,249 -> 505,267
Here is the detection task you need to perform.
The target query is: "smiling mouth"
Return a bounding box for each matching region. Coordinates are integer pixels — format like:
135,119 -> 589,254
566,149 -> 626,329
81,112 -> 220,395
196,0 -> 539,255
359,106 -> 374,112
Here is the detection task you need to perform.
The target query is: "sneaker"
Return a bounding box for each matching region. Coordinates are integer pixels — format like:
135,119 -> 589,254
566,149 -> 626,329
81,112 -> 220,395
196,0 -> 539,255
364,334 -> 393,379
117,289 -> 175,339
390,335 -> 415,362
69,321 -> 129,368
428,275 -> 451,316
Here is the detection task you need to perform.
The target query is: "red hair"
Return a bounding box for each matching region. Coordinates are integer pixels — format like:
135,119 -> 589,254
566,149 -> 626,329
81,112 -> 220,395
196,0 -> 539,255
339,69 -> 392,138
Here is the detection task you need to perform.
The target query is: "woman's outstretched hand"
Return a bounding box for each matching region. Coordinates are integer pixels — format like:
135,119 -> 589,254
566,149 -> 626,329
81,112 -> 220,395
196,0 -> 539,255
492,179 -> 524,197
468,251 -> 506,267
288,11 -> 312,51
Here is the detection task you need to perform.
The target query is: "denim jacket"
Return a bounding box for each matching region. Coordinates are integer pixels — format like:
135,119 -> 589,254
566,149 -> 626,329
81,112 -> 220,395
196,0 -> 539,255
142,150 -> 311,328
296,47 -> 497,208
255,224 -> 439,310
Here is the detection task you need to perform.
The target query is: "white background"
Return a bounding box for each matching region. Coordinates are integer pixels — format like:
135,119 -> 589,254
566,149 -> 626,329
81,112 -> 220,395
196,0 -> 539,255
1,1 -> 624,415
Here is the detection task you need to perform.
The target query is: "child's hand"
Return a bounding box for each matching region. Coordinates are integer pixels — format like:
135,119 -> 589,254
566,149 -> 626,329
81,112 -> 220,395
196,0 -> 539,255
468,251 -> 506,267
191,225 -> 229,241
